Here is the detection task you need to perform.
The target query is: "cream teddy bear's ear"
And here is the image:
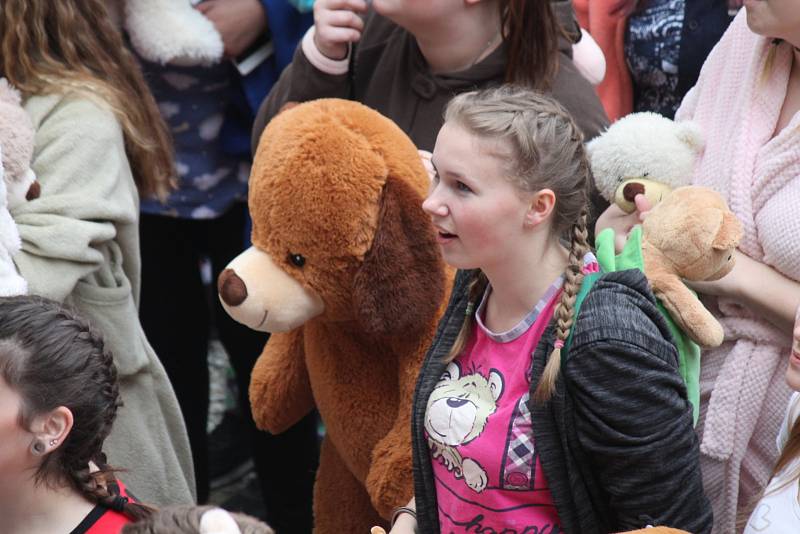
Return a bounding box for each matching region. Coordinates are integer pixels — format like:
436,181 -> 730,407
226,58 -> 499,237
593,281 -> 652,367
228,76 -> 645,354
675,121 -> 705,154
124,0 -> 224,66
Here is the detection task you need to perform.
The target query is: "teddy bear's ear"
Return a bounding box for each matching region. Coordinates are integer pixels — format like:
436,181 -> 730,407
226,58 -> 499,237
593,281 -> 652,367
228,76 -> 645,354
712,211 -> 744,250
676,121 -> 705,154
352,175 -> 445,340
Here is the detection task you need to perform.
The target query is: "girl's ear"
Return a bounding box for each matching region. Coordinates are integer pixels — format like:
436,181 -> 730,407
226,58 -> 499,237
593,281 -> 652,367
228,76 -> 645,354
524,188 -> 556,228
33,406 -> 73,453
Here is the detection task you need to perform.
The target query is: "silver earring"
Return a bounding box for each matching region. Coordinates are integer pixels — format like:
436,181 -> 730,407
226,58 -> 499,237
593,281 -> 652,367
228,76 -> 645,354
31,440 -> 45,455
49,439 -> 58,446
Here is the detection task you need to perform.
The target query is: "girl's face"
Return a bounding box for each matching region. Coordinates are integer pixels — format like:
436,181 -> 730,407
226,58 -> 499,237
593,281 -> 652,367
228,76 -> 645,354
422,122 -> 533,270
744,0 -> 800,43
0,376 -> 35,480
787,306 -> 800,390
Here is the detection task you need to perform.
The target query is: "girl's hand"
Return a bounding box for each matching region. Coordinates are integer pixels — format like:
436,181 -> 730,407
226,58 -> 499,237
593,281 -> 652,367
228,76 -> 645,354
313,0 -> 368,60
594,194 -> 652,253
197,0 -> 268,59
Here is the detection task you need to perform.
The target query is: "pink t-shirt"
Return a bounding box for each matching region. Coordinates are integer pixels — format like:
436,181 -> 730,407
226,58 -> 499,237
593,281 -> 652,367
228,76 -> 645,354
425,271 -> 575,533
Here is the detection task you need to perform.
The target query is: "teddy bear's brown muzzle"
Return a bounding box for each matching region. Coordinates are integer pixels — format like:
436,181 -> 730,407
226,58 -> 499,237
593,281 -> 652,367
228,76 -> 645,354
218,268 -> 248,307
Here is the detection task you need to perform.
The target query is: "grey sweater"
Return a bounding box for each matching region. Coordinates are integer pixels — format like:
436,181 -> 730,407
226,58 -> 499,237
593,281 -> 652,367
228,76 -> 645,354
411,269 -> 713,533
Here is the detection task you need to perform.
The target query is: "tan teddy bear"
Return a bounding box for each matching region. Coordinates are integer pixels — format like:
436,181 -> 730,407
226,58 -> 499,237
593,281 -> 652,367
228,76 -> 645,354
642,186 -> 743,348
217,99 -> 452,533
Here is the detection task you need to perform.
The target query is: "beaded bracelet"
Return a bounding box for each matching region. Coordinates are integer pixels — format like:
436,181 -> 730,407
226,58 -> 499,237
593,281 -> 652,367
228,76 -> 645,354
390,506 -> 417,527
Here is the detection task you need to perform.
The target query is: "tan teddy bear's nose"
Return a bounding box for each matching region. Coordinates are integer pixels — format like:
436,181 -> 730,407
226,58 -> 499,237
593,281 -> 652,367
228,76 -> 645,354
218,268 -> 248,307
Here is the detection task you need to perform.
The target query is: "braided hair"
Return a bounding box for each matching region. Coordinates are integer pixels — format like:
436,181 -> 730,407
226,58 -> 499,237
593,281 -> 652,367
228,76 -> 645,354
0,295 -> 151,520
442,86 -> 593,402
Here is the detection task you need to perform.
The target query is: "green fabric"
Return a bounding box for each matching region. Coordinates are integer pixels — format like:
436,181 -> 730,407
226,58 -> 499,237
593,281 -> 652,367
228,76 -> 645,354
594,227 -> 700,425
563,271 -> 603,355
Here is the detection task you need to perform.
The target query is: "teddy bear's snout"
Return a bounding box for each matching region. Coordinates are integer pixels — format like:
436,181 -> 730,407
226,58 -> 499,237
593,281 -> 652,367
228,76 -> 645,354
26,180 -> 41,201
218,268 -> 248,307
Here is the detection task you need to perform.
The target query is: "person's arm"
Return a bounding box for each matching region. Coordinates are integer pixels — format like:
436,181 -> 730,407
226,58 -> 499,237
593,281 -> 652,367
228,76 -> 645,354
11,97 -> 139,302
251,0 -> 368,153
596,197 -> 800,331
564,276 -> 713,533
688,250 -> 800,332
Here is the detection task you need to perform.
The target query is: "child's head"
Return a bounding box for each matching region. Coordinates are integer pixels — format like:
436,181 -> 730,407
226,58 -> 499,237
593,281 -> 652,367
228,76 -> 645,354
0,296 -> 145,517
787,304 -> 800,391
424,85 -> 592,400
121,506 -> 274,534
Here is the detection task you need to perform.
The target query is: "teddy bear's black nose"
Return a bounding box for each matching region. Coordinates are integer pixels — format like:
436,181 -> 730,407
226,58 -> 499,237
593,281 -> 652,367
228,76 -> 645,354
218,269 -> 248,307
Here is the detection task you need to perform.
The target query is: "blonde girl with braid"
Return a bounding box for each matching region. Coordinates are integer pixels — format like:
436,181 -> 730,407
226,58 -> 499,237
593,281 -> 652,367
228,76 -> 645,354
399,86 -> 712,534
0,296 -> 151,534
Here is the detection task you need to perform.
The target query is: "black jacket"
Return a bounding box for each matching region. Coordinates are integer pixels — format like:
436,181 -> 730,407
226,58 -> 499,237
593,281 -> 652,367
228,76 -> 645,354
411,269 -> 712,533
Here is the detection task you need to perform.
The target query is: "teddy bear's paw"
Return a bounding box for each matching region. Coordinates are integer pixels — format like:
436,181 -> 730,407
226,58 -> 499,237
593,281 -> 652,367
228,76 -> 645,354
462,458 -> 488,493
124,0 -> 224,66
692,320 -> 725,348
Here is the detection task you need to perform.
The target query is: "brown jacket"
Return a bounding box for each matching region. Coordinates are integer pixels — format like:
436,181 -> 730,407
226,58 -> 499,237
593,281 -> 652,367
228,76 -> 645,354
253,3 -> 609,153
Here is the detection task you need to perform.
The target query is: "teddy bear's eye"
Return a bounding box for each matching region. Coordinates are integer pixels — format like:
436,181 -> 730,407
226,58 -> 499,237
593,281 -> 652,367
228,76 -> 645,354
288,253 -> 306,268
643,171 -> 650,177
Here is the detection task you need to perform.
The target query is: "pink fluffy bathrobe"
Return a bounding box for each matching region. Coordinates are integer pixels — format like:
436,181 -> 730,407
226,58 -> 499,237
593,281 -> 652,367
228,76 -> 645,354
675,11 -> 800,533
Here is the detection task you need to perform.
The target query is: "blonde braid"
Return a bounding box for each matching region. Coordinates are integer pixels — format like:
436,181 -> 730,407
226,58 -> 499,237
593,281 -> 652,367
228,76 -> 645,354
533,206 -> 591,403
445,271 -> 489,363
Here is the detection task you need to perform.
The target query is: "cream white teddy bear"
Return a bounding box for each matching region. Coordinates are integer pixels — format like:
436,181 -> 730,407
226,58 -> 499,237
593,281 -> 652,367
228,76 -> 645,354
0,147 -> 27,296
587,112 -> 705,212
0,79 -> 37,296
111,0 -> 224,66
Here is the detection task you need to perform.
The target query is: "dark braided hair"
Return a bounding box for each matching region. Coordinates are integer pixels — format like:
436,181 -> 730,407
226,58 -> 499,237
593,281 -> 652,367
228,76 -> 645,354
0,295 -> 151,520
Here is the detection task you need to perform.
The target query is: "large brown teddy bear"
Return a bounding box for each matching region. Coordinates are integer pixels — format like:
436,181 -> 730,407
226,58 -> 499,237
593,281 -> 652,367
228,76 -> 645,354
217,99 -> 451,532
642,185 -> 743,348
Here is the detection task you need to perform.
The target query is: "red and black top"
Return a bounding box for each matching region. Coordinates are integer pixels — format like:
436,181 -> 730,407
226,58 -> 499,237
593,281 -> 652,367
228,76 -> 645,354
69,481 -> 134,534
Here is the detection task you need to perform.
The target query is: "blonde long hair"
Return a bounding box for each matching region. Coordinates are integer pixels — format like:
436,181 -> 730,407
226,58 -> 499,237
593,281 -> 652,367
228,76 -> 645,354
0,0 -> 173,200
443,85 -> 592,402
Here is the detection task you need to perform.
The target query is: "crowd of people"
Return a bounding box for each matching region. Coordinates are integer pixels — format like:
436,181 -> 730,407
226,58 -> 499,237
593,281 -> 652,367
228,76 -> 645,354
0,0 -> 797,533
